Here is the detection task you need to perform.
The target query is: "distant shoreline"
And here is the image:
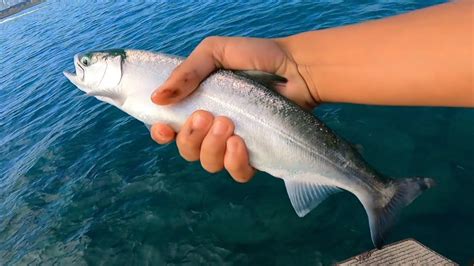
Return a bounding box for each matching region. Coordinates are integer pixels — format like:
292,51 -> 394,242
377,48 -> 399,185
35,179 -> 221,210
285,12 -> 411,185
0,0 -> 45,20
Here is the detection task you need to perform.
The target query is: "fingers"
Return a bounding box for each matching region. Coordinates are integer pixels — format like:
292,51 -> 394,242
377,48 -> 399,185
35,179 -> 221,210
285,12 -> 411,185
150,124 -> 176,144
151,37 -> 223,105
200,117 -> 234,173
151,36 -> 291,106
176,110 -> 214,161
150,110 -> 254,183
224,136 -> 255,183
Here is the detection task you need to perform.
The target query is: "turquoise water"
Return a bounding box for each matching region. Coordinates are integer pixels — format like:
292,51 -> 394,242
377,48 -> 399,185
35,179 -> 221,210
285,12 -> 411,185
1,1 -> 472,264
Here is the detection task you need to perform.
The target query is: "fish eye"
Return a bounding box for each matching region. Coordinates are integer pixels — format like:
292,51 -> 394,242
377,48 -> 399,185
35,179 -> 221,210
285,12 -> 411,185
81,56 -> 91,66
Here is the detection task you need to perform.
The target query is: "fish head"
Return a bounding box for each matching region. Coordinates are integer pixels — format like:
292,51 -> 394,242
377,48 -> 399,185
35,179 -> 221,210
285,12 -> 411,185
64,49 -> 126,105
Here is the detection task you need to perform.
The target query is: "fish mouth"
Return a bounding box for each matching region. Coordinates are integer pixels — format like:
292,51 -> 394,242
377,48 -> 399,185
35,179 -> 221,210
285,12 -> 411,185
73,54 -> 85,80
63,54 -> 88,92
63,71 -> 79,85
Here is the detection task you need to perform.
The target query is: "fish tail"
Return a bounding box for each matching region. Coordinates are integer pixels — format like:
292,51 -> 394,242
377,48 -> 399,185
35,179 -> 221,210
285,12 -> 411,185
363,177 -> 436,249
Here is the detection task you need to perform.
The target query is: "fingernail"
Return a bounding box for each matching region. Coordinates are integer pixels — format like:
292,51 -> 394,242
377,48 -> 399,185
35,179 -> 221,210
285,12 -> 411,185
151,90 -> 160,102
212,120 -> 228,136
192,114 -> 208,130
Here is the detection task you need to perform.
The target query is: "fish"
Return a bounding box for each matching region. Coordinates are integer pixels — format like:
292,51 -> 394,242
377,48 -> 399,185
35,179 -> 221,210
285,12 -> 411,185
64,49 -> 435,248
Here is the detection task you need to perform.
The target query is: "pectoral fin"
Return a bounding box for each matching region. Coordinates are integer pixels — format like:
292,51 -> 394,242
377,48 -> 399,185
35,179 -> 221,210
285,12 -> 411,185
284,179 -> 341,217
88,91 -> 125,106
234,70 -> 287,91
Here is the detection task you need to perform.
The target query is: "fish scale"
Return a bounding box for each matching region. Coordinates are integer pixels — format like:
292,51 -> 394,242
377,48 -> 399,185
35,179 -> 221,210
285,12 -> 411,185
64,49 -> 435,248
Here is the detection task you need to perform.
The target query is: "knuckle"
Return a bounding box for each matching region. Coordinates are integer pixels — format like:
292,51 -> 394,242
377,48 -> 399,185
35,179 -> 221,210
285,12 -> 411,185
192,110 -> 213,122
201,36 -> 221,46
226,135 -> 245,153
224,152 -> 244,172
176,134 -> 199,155
179,69 -> 200,84
177,133 -> 197,150
177,136 -> 199,161
201,138 -> 224,159
227,135 -> 241,144
214,116 -> 235,131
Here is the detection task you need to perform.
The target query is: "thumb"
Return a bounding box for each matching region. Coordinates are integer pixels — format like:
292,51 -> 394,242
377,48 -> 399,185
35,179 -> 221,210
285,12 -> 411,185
151,37 -> 223,105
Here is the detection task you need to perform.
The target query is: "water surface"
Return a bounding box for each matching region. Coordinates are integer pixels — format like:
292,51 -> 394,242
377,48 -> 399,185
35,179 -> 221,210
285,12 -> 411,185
1,1 -> 473,265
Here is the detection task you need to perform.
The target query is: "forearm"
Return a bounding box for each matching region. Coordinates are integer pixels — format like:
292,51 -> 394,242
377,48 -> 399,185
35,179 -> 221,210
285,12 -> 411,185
277,1 -> 473,107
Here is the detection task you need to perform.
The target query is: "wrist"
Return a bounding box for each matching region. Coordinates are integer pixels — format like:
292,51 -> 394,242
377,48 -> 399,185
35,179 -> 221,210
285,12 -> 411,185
273,36 -> 321,108
277,27 -> 378,105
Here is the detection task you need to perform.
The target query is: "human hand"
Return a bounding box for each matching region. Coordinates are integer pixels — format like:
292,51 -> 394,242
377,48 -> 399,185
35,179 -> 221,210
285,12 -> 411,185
150,36 -> 315,182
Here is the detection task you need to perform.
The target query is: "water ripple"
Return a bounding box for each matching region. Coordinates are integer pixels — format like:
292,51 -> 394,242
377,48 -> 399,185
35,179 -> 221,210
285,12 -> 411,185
2,0 -> 473,265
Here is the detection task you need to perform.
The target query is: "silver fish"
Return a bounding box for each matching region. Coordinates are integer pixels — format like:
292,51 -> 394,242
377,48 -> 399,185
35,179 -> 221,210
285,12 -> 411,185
64,49 -> 435,248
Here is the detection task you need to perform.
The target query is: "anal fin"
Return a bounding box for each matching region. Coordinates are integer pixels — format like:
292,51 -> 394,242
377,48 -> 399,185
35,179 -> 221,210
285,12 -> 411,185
284,179 -> 341,217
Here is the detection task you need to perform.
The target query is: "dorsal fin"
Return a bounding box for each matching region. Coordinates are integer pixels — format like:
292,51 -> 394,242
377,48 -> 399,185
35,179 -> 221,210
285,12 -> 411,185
234,70 -> 287,91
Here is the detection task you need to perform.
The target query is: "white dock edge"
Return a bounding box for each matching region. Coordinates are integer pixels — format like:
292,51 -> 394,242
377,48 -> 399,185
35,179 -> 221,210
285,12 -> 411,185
337,239 -> 457,265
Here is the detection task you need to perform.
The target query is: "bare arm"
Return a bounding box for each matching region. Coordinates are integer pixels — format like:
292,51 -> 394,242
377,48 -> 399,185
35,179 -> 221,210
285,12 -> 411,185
151,1 -> 473,182
277,0 -> 473,106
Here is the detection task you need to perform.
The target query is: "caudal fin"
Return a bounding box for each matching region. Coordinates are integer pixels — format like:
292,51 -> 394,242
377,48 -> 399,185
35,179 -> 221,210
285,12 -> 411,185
364,177 -> 435,249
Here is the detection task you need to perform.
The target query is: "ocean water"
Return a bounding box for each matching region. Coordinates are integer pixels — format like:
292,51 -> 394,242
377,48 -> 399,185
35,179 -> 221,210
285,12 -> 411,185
1,1 -> 472,265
